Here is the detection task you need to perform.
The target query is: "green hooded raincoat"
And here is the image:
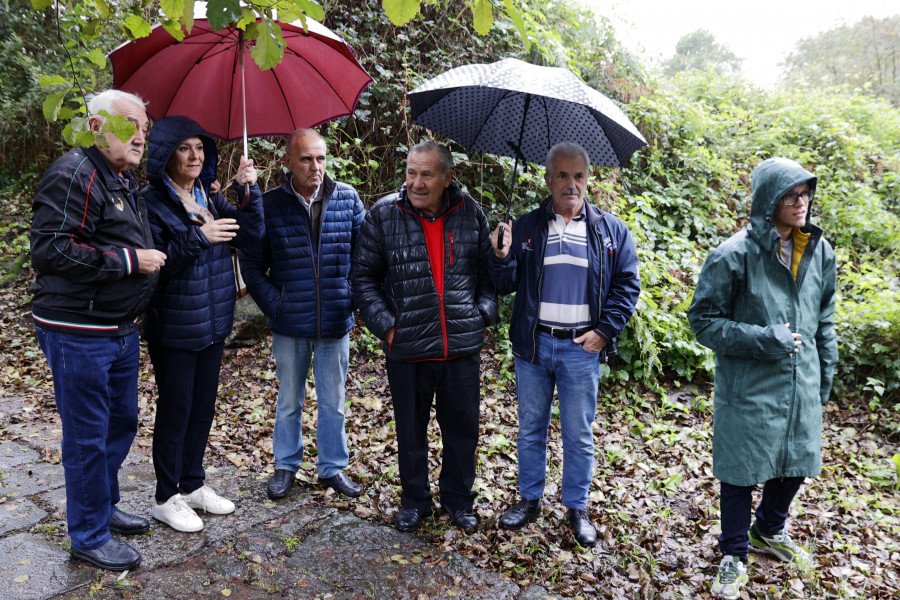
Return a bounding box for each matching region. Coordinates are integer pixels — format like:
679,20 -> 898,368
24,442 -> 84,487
688,158 -> 839,486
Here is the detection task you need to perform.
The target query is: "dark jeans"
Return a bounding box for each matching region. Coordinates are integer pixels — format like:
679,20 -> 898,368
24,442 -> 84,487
35,328 -> 140,551
386,354 -> 481,512
719,477 -> 805,560
148,342 -> 225,502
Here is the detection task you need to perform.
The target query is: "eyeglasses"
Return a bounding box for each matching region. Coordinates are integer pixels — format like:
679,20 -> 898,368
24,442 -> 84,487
782,190 -> 812,206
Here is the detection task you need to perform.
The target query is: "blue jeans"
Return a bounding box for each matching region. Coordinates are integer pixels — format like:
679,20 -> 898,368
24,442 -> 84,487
35,328 -> 139,551
271,333 -> 350,478
514,331 -> 602,509
719,477 -> 805,560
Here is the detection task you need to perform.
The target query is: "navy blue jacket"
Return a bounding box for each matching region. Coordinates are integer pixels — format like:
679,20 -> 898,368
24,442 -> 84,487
239,173 -> 365,339
140,116 -> 263,351
352,182 -> 499,361
488,197 -> 640,363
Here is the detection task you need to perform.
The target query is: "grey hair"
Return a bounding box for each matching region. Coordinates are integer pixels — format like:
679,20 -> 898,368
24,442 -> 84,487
545,142 -> 590,173
86,89 -> 146,121
285,128 -> 326,154
409,141 -> 453,174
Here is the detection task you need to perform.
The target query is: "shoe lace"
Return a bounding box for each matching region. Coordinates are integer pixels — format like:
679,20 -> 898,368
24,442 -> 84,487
718,558 -> 742,584
173,495 -> 197,516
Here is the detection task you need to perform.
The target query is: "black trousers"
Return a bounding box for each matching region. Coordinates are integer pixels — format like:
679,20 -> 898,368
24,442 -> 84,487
386,354 -> 481,512
148,341 -> 225,502
719,476 -> 805,560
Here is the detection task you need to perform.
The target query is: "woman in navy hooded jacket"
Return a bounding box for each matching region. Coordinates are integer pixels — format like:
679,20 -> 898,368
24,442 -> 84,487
140,116 -> 262,532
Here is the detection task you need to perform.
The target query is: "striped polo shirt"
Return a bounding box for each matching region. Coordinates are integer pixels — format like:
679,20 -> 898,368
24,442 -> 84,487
538,205 -> 591,328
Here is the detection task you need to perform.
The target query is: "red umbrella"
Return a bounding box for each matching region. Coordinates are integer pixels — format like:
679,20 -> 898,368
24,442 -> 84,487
109,18 -> 372,149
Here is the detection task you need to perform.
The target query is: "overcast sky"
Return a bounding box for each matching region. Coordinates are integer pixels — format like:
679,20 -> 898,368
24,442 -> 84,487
581,0 -> 899,87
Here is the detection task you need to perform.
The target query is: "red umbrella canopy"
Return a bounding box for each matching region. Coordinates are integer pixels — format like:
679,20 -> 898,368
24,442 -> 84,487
110,19 -> 372,140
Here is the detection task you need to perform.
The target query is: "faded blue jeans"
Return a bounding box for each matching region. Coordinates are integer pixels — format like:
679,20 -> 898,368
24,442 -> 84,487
514,331 -> 602,510
35,328 -> 139,551
271,333 -> 350,478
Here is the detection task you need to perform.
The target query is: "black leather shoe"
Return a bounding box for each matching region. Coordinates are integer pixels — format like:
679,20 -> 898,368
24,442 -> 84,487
318,471 -> 362,497
394,506 -> 432,532
71,538 -> 141,571
109,508 -> 150,535
445,506 -> 479,534
267,469 -> 295,500
499,498 -> 542,530
567,508 -> 597,547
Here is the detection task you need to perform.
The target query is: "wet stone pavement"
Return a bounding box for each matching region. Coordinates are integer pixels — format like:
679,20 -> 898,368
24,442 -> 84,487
0,426 -> 565,600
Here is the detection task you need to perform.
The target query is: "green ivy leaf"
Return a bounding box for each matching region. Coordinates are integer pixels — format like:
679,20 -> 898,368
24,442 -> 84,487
893,454 -> 900,487
502,0 -> 529,50
30,0 -> 52,9
471,0 -> 493,36
39,75 -> 68,88
161,0 -> 184,20
250,19 -> 285,71
63,118 -> 95,148
42,91 -> 68,121
124,15 -> 152,38
161,18 -> 186,42
207,0 -> 242,30
292,0 -> 326,21
236,7 -> 257,30
382,0 -> 419,27
95,0 -> 110,19
182,1 -> 195,33
101,112 -> 138,143
87,47 -> 107,68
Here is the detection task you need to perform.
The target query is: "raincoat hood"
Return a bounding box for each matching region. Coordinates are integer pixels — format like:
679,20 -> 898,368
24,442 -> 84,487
146,115 -> 218,193
748,157 -> 817,247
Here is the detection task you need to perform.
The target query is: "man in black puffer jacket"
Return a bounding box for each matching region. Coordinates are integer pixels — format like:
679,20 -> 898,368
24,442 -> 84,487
353,141 -> 498,534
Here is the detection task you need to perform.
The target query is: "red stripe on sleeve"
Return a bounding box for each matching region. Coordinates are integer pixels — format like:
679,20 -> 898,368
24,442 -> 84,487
80,169 -> 96,230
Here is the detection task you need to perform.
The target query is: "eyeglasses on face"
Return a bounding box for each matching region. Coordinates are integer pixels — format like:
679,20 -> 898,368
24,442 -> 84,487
781,190 -> 811,206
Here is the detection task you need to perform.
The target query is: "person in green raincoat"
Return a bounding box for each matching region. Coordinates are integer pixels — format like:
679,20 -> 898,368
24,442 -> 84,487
688,157 -> 838,599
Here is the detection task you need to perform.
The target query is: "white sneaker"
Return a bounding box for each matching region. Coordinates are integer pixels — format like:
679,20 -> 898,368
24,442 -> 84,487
152,494 -> 203,532
182,486 -> 235,515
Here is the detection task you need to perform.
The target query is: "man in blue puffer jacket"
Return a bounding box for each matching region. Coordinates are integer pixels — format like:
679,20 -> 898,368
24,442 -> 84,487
240,128 -> 366,500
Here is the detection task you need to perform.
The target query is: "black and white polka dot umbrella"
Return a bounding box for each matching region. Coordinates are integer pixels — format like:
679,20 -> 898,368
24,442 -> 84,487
408,57 -> 647,167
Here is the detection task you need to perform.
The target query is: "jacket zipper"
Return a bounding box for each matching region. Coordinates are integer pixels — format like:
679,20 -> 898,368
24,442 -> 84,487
449,231 -> 454,266
306,206 -> 322,338
530,223 -> 549,363
439,225 -> 449,358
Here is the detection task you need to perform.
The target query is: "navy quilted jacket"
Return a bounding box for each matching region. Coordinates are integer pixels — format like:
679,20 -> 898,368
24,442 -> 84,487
239,173 -> 366,339
140,116 -> 263,350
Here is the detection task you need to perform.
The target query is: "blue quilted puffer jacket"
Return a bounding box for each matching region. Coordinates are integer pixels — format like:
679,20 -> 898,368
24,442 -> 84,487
239,173 -> 366,339
140,116 -> 263,351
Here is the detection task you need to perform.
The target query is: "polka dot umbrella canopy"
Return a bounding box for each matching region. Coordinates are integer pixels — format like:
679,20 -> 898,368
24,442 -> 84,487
408,57 -> 647,167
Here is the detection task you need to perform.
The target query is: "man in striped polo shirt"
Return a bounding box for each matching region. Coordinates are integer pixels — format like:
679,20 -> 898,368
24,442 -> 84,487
30,90 -> 166,570
488,141 -> 640,546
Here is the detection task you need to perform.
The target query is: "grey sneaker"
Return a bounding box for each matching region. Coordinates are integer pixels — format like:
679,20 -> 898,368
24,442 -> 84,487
710,555 -> 748,599
749,522 -> 812,570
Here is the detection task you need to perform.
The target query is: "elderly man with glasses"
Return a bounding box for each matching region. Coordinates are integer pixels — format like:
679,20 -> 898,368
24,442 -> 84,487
688,157 -> 838,599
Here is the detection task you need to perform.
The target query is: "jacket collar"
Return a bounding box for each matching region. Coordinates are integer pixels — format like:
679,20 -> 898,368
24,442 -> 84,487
541,196 -> 603,227
282,172 -> 336,203
398,180 -> 464,219
85,145 -> 138,194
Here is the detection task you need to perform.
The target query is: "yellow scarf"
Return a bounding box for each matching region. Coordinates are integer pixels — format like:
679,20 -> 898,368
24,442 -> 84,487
791,228 -> 810,279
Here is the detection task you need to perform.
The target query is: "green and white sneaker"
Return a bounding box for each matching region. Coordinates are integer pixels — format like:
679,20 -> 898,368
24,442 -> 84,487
748,522 -> 812,570
710,555 -> 748,599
